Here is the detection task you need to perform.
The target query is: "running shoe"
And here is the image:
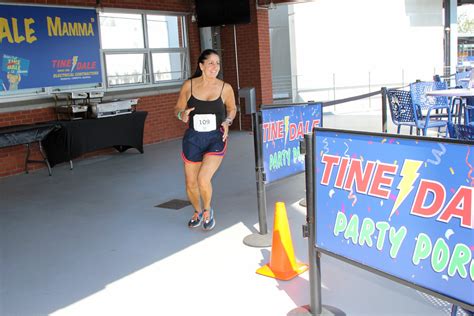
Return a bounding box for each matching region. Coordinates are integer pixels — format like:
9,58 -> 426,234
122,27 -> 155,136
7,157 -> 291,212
188,210 -> 203,228
202,208 -> 215,231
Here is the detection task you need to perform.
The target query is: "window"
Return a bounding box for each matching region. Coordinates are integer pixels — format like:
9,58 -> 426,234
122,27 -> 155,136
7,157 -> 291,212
99,11 -> 189,89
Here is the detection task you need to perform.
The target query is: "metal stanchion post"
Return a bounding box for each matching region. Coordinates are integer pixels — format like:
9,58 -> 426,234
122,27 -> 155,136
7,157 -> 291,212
289,133 -> 345,316
243,111 -> 272,247
381,87 -> 387,133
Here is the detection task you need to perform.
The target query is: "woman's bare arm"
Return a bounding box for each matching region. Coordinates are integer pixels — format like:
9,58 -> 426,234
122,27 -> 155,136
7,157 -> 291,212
175,80 -> 191,116
175,80 -> 194,123
223,83 -> 237,122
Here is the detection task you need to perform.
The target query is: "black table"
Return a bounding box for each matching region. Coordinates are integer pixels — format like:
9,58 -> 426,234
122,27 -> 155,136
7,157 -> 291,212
42,111 -> 148,168
0,122 -> 59,175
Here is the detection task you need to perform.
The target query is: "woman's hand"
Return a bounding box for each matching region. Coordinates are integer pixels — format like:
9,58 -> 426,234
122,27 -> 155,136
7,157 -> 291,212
221,121 -> 230,141
181,107 -> 194,123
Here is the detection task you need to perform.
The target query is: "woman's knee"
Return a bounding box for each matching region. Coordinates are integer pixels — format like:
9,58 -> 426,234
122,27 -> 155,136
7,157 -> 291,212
186,178 -> 199,190
197,174 -> 211,189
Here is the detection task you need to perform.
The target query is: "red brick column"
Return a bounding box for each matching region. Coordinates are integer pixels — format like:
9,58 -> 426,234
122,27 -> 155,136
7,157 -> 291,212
220,0 -> 273,130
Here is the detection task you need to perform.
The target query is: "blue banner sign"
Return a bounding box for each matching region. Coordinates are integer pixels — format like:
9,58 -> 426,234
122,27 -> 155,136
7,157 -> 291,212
0,4 -> 102,92
261,103 -> 322,183
314,129 -> 474,308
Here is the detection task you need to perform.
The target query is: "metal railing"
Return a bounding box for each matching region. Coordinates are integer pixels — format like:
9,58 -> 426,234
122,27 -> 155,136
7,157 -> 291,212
272,67 -> 461,112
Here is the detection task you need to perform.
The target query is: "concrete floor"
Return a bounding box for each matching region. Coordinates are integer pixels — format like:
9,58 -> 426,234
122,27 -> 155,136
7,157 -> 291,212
0,110 -> 467,316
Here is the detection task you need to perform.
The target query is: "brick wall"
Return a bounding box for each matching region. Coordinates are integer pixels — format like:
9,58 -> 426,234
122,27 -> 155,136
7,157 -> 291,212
0,108 -> 57,177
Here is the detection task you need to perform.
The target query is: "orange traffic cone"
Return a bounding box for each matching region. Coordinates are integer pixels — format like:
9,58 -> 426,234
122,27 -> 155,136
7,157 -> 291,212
256,202 -> 308,280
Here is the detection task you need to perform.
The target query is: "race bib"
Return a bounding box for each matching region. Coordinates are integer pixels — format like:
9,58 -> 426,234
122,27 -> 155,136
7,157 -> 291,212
193,114 -> 217,132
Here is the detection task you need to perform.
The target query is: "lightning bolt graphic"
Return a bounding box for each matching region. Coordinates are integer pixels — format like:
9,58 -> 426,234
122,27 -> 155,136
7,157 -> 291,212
390,159 -> 423,220
71,56 -> 79,72
284,115 -> 289,146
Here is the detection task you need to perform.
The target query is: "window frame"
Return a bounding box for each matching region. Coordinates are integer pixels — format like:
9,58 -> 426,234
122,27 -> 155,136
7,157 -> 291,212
99,8 -> 191,92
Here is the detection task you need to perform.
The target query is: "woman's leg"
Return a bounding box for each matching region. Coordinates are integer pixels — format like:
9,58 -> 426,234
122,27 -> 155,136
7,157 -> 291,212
198,155 -> 223,215
184,161 -> 203,217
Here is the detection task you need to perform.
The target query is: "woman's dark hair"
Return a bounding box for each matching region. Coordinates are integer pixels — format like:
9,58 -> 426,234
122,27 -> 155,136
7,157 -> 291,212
190,49 -> 220,79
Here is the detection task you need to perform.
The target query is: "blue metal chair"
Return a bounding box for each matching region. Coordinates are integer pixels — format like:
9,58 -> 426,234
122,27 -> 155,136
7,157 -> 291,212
433,75 -> 464,122
451,304 -> 474,316
463,104 -> 474,126
410,81 -> 450,115
432,80 -> 451,110
386,89 -> 418,135
455,70 -> 471,88
452,71 -> 474,125
409,82 -> 451,136
386,88 -> 450,136
448,122 -> 474,140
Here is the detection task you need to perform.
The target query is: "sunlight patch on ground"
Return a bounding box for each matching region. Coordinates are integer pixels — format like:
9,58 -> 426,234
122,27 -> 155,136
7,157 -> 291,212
50,222 -> 305,316
291,199 -> 307,216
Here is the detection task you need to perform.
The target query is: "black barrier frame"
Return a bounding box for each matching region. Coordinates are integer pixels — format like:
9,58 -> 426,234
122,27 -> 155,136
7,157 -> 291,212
301,127 -> 474,314
243,111 -> 272,247
243,101 -> 323,248
247,88 -> 389,249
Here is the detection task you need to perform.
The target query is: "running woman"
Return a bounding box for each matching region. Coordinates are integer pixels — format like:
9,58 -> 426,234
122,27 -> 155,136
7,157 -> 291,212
175,49 -> 237,231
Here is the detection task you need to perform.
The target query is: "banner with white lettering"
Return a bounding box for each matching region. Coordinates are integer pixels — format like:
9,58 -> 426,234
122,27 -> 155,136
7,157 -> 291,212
0,4 -> 101,92
314,129 -> 474,308
261,103 -> 322,183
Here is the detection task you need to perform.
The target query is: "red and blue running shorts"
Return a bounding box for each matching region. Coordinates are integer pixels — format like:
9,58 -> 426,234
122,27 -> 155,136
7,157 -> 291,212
181,128 -> 227,163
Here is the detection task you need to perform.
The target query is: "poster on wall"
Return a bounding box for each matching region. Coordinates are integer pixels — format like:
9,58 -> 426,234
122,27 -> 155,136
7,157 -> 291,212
314,128 -> 474,308
0,4 -> 102,93
261,103 -> 322,183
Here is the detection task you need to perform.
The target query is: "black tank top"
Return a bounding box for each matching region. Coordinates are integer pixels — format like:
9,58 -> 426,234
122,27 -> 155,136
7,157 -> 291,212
187,79 -> 226,131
